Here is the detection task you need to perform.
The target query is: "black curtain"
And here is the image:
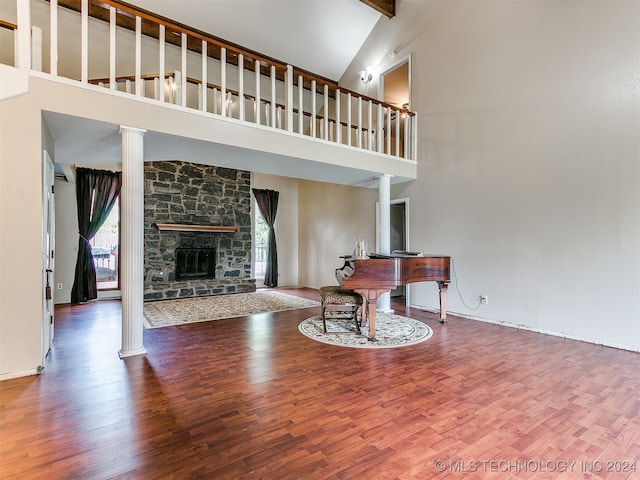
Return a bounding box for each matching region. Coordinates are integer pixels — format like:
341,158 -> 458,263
253,188 -> 279,287
71,168 -> 121,304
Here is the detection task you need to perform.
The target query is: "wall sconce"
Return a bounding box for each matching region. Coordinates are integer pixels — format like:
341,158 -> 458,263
359,66 -> 374,84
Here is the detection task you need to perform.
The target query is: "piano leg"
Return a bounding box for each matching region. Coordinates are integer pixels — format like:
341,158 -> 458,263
354,289 -> 385,341
438,281 -> 449,323
365,300 -> 378,342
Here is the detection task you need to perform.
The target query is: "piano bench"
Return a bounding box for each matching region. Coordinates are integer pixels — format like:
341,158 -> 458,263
319,286 -> 364,334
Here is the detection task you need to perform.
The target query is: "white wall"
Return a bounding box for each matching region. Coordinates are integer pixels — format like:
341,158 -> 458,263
0,91 -> 44,378
298,180 -> 377,288
343,0 -> 640,350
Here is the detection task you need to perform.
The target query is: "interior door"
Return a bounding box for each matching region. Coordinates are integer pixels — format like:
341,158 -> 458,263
42,151 -> 55,367
390,202 -> 406,298
380,57 -> 410,157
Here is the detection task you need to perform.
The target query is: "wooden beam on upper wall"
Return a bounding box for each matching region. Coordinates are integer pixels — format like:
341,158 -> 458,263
360,0 -> 395,18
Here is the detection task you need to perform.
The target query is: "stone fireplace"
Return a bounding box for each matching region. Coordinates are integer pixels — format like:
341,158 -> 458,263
144,161 -> 256,300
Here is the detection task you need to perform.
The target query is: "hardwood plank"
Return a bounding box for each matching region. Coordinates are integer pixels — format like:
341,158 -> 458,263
1,289 -> 639,479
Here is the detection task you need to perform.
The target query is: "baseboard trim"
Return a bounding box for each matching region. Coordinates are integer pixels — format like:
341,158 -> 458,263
0,367 -> 40,381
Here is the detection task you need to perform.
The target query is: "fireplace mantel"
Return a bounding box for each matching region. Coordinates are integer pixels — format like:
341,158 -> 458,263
154,223 -> 237,233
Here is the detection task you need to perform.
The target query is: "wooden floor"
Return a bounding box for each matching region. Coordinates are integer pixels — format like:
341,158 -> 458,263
1,288 -> 639,479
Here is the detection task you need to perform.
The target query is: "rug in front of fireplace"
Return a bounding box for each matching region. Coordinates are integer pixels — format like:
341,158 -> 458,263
143,290 -> 320,328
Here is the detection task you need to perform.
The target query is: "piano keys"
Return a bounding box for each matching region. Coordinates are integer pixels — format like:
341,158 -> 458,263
339,254 -> 451,341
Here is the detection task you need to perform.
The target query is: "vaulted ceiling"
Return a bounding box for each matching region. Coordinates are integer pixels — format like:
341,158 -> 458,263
124,0 -> 384,82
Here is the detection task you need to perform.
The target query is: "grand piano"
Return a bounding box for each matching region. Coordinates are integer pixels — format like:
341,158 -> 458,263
339,253 -> 451,341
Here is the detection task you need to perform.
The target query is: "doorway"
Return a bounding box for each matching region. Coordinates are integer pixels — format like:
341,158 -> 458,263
253,199 -> 269,286
390,199 -> 408,299
381,59 -> 410,109
380,57 -> 410,157
42,151 -> 55,367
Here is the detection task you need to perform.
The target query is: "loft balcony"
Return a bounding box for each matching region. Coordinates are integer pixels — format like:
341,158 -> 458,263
0,0 -> 417,185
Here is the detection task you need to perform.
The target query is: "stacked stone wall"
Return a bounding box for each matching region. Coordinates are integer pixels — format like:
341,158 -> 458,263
144,161 -> 255,300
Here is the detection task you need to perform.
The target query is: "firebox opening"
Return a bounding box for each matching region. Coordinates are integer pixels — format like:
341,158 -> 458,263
175,247 -> 216,281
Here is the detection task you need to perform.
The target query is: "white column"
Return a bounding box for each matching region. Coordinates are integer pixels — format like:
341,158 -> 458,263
119,126 -> 147,359
378,174 -> 393,313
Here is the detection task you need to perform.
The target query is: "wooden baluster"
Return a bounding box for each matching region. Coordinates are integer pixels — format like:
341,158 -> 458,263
311,80 -> 316,138
357,97 -> 363,148
109,5 -> 115,90
335,89 -> 341,144
159,25 -> 165,102
386,106 -> 391,154
135,16 -> 141,96
367,100 -> 373,150
221,48 -> 227,116
180,33 -> 187,106
323,84 -> 329,140
404,113 -> 410,159
81,0 -> 88,82
238,54 -> 245,120
255,59 -> 261,125
201,40 -> 207,112
285,65 -> 293,132
377,103 -> 383,153
50,0 -> 58,76
395,107 -> 400,157
173,72 -> 181,105
31,26 -> 42,72
270,65 -> 276,127
298,74 -> 304,134
347,92 -> 352,146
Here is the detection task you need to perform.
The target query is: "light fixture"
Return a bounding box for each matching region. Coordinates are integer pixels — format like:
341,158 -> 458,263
359,66 -> 374,84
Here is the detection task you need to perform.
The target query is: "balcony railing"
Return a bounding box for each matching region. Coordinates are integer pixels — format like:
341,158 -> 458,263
1,0 -> 417,160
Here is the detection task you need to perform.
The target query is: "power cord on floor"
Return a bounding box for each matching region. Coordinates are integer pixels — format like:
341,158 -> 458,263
451,257 -> 482,311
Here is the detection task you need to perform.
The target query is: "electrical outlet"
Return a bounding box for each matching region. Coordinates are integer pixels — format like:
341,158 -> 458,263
57,283 -> 63,290
480,295 -> 488,305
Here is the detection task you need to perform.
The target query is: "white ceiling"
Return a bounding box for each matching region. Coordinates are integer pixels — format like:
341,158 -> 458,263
125,0 -> 382,81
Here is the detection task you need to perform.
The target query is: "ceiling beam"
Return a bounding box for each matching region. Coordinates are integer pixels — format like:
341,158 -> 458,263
359,0 -> 395,18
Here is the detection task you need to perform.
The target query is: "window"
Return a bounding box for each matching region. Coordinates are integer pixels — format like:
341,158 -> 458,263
90,196 -> 119,290
254,202 -> 269,280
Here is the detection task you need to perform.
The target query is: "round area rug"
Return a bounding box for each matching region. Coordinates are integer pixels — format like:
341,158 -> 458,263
298,313 -> 433,348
